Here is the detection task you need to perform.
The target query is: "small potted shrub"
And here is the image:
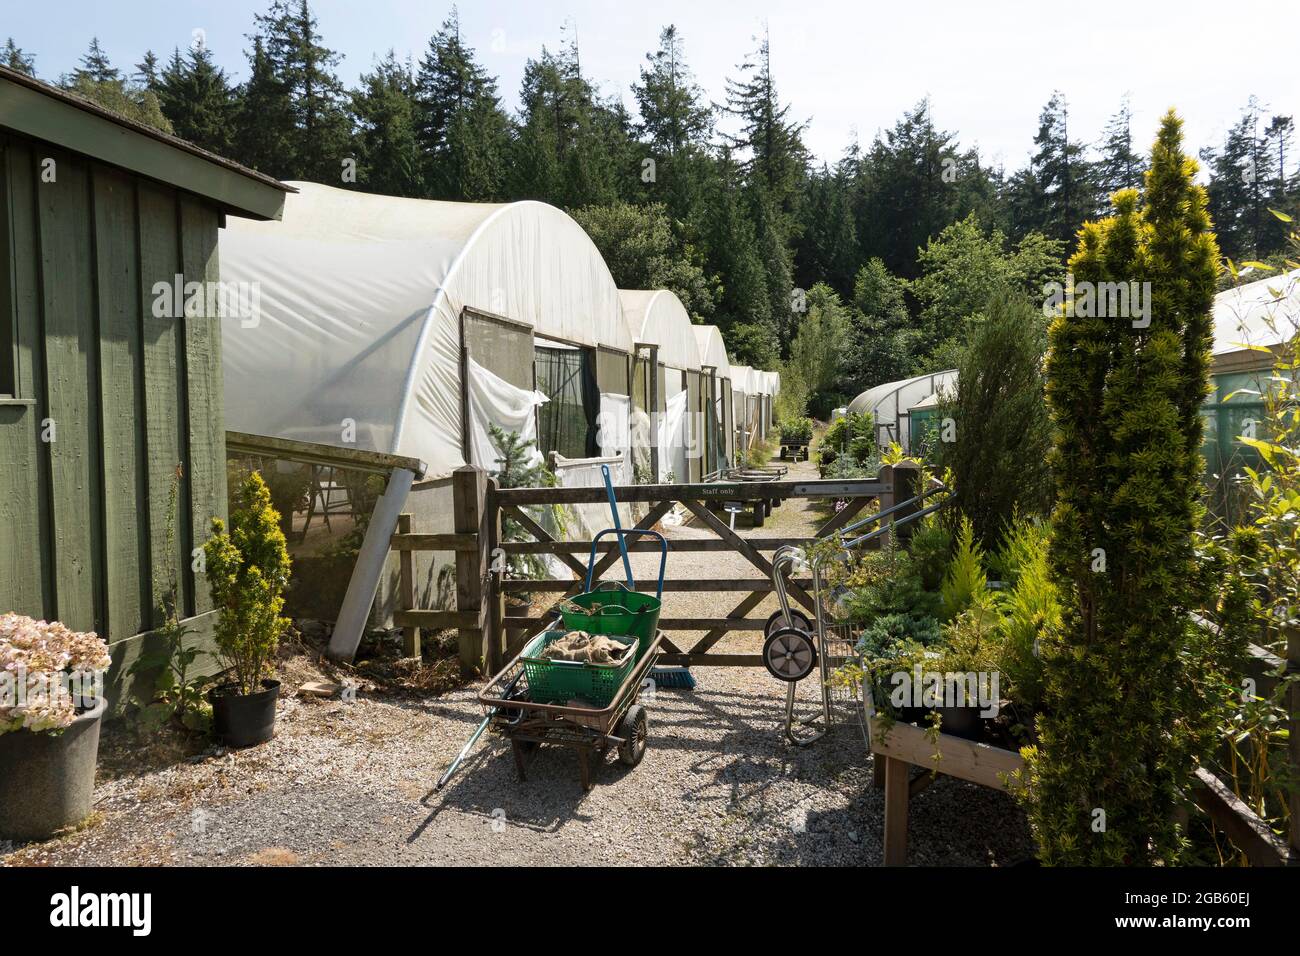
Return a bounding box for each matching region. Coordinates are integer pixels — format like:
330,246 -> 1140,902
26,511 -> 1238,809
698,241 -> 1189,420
204,471 -> 292,748
0,613 -> 112,840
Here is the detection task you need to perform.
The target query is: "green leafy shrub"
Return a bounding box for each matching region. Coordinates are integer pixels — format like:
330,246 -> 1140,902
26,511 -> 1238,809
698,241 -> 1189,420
856,612 -> 943,659
992,519 -> 1055,718
129,464 -> 213,732
935,290 -> 1053,552
488,424 -> 567,580
204,471 -> 292,696
908,519 -> 953,591
818,411 -> 875,472
780,417 -> 813,443
1022,111 -> 1221,865
940,516 -> 989,620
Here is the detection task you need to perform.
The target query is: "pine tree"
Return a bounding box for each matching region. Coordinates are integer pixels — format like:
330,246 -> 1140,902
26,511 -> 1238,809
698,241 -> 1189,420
231,35 -> 295,177
841,258 -> 916,391
509,30 -> 631,208
1203,99 -> 1286,260
4,38 -> 36,76
632,25 -> 712,223
1265,114 -> 1294,194
1021,92 -> 1098,246
248,0 -> 352,182
699,150 -> 772,363
853,99 -> 988,279
63,37 -> 171,132
795,162 -> 858,297
157,43 -> 236,154
1095,97 -> 1145,200
415,8 -> 510,200
134,50 -> 160,90
72,37 -> 120,85
1026,110 -> 1220,865
722,28 -> 808,220
351,51 -> 423,197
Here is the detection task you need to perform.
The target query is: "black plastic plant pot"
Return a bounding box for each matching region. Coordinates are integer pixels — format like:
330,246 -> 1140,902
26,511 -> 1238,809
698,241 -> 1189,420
209,679 -> 280,748
935,704 -> 983,741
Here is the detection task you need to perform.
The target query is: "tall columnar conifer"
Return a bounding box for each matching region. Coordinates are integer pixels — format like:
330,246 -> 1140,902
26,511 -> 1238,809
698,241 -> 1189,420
1025,110 -> 1219,865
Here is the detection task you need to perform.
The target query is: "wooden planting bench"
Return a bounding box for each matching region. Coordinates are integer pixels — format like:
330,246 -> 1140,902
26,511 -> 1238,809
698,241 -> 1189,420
865,691 -> 1025,865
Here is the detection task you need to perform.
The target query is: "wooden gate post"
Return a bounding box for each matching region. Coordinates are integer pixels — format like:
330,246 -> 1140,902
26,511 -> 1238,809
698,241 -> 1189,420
484,476 -> 506,674
397,513 -> 419,658
453,465 -> 488,672
892,462 -> 922,547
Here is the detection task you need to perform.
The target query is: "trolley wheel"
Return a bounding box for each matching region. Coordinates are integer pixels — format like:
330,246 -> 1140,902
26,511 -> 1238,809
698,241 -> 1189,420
752,501 -> 765,527
763,627 -> 817,682
616,704 -> 648,767
764,608 -> 812,639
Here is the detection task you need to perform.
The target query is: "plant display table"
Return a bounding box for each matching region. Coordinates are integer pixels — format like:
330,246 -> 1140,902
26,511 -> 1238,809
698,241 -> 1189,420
865,692 -> 1025,865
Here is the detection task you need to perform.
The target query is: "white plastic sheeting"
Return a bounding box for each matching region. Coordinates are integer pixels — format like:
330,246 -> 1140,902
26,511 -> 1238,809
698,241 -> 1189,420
618,290 -> 702,371
692,325 -> 732,380
598,392 -> 631,468
465,357 -> 548,473
848,370 -> 958,453
220,182 -> 631,478
659,384 -> 690,483
1212,268 -> 1300,357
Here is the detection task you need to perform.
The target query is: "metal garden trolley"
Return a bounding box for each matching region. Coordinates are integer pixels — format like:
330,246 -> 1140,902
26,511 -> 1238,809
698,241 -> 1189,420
714,463 -> 788,527
478,628 -> 665,790
762,484 -> 949,746
472,528 -> 669,791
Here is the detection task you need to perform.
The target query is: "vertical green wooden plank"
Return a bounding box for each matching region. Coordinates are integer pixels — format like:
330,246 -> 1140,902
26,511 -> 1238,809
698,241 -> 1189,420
179,197 -> 223,617
0,138 -> 47,617
92,164 -> 150,639
136,182 -> 183,634
37,149 -> 104,634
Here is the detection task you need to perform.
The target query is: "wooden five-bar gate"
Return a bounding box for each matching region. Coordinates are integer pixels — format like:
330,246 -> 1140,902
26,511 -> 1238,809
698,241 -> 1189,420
390,464 -> 921,674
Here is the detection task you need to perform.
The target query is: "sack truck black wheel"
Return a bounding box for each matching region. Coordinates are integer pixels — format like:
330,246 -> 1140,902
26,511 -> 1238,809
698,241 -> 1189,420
764,609 -> 812,639
763,627 -> 818,682
616,704 -> 648,767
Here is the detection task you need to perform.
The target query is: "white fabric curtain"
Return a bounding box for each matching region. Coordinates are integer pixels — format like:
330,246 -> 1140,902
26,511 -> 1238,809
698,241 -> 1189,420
659,388 -> 689,483
465,356 -> 548,472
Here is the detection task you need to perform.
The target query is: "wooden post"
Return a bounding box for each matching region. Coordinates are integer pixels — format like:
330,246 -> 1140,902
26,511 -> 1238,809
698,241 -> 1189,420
892,462 -> 922,548
453,465 -> 488,672
883,756 -> 910,865
875,464 -> 894,551
397,513 -> 419,658
484,477 -> 506,674
1289,625 -> 1299,859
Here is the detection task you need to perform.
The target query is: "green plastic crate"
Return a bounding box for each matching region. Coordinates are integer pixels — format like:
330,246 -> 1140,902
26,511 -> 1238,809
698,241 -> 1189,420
520,630 -> 639,707
557,583 -> 661,659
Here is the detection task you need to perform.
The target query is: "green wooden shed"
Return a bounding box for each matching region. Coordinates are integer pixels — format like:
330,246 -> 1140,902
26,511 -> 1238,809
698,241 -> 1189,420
0,65 -> 289,703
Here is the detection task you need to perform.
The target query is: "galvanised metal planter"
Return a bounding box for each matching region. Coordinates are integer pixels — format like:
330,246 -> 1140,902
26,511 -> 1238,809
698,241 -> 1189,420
0,695 -> 105,842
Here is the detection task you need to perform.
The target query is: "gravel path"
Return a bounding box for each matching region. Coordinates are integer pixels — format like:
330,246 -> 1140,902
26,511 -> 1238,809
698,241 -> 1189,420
1,457 -> 1034,867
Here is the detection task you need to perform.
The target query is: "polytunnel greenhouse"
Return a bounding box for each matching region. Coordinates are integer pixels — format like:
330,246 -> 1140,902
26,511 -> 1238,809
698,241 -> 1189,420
848,370 -> 958,453
618,289 -> 703,483
691,324 -> 734,478
220,181 -> 637,479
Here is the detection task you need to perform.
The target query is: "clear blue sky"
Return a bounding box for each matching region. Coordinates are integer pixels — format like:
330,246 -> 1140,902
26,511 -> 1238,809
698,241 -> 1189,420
6,0 -> 1296,170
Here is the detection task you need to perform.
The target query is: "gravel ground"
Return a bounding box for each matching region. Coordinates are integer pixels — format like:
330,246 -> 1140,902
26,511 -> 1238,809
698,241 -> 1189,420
1,457 -> 1034,867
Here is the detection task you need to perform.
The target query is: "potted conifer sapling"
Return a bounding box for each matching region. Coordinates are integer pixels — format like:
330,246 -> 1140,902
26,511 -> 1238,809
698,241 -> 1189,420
204,471 -> 292,748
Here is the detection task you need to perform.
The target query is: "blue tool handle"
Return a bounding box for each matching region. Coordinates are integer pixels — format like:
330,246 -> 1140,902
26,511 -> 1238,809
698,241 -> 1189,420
585,528 -> 668,599
601,464 -> 635,588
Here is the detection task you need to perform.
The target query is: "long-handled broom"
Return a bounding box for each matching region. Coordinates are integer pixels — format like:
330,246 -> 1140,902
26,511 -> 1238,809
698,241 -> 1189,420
600,465 -> 694,690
